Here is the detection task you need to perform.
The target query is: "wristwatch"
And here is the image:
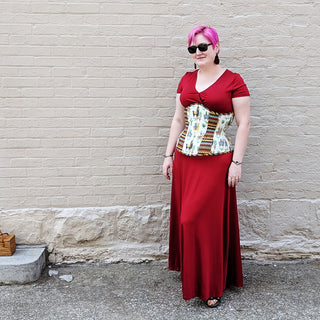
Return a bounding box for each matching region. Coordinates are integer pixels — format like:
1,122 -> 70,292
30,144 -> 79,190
232,160 -> 242,165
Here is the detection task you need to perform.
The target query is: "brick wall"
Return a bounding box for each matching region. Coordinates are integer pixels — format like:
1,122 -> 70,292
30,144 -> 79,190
0,0 -> 319,262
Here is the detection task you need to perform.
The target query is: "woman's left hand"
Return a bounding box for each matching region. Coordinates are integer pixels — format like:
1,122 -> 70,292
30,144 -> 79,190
228,162 -> 241,188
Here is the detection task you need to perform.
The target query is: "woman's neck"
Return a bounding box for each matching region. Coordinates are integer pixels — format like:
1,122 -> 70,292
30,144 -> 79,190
198,64 -> 222,76
195,64 -> 226,92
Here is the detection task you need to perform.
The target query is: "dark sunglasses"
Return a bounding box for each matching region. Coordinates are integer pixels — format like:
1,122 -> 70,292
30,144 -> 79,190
187,43 -> 212,54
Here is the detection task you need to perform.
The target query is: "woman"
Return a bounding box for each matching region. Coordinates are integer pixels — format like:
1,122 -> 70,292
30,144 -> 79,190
162,26 -> 250,308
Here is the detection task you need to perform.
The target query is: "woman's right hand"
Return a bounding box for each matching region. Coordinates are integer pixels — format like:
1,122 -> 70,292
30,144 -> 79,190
162,157 -> 173,180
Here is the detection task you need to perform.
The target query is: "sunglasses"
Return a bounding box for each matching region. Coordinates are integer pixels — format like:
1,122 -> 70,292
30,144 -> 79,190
187,43 -> 212,54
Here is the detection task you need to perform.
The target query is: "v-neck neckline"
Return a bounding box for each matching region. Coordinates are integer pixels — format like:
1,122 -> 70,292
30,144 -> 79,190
195,69 -> 228,93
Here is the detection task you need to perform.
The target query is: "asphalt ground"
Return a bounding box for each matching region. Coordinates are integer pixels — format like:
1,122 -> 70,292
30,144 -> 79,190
1,259 -> 320,320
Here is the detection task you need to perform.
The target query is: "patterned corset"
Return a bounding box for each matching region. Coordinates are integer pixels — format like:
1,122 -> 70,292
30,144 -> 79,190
176,104 -> 234,156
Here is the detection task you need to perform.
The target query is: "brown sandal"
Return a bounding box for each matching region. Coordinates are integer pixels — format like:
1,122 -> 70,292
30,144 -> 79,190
205,297 -> 221,308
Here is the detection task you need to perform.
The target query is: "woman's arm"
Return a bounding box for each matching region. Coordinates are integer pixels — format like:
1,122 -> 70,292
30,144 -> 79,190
162,94 -> 185,180
228,96 -> 251,187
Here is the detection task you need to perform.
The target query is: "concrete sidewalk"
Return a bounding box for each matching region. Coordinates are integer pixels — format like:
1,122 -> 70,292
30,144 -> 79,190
0,259 -> 319,320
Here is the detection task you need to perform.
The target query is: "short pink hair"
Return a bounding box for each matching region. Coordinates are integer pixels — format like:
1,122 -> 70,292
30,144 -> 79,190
188,26 -> 219,47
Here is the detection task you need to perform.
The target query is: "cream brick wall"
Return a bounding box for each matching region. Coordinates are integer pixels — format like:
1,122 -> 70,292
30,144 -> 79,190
0,0 -> 319,262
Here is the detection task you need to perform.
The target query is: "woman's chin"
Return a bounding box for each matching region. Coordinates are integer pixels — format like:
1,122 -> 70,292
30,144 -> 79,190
196,59 -> 209,67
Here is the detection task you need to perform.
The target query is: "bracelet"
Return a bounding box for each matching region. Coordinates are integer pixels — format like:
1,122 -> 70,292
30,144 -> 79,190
163,154 -> 173,158
232,160 -> 242,165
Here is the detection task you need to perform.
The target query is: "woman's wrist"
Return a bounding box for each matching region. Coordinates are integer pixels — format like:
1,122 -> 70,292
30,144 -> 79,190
163,154 -> 173,158
232,160 -> 242,165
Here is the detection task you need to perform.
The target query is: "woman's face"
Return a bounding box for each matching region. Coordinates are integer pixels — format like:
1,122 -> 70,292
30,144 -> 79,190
191,33 -> 219,68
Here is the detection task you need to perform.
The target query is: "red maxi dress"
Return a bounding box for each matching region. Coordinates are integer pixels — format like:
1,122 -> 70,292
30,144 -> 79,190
169,69 -> 250,301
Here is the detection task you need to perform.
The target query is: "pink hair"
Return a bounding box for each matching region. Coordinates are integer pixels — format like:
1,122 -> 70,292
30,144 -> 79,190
188,26 -> 219,47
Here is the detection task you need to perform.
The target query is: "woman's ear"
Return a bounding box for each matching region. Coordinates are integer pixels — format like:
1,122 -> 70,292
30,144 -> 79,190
215,42 -> 220,55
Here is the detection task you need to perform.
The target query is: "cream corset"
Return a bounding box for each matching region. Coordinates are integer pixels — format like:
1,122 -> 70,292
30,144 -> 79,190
176,104 -> 234,156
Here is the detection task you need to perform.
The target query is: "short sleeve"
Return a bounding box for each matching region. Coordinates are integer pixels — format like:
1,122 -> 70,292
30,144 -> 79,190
176,72 -> 190,94
177,78 -> 183,93
231,73 -> 250,98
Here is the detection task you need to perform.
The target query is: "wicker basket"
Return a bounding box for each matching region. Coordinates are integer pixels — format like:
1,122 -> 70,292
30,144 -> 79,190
0,230 -> 16,256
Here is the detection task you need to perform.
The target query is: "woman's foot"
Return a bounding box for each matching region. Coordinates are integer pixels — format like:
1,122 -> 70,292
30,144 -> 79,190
205,297 -> 221,308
